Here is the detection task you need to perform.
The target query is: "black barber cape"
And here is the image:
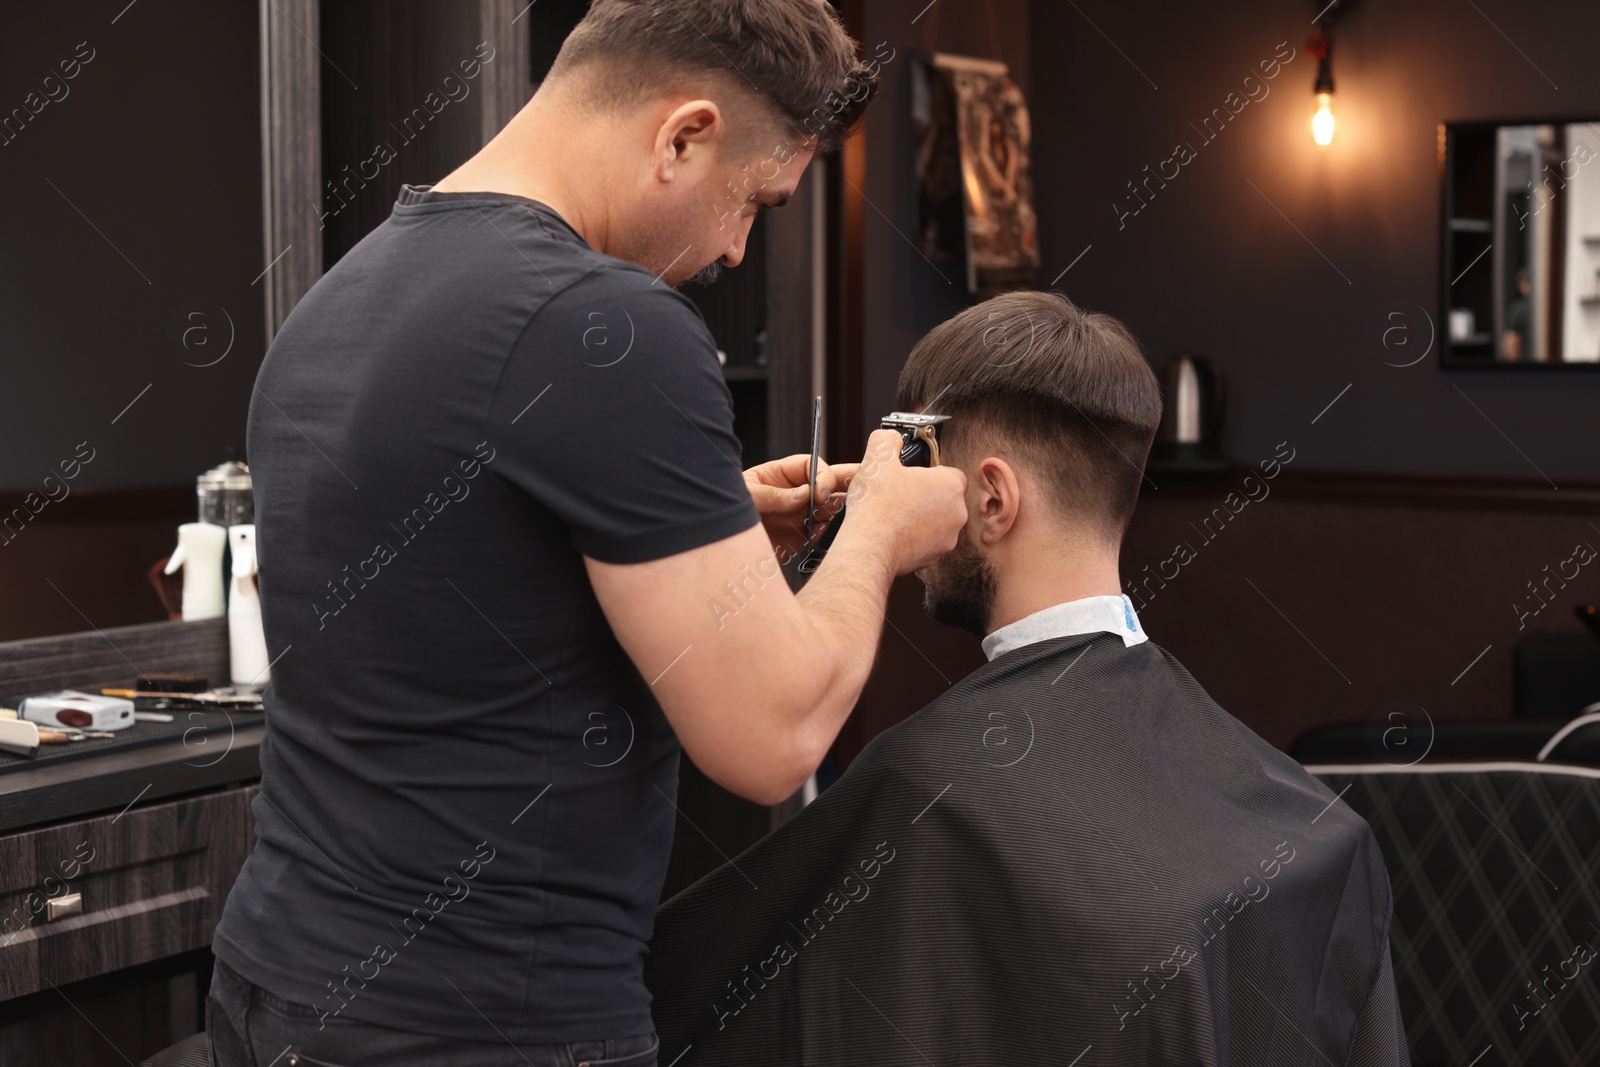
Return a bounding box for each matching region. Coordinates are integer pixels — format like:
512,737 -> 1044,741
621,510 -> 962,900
645,631 -> 1410,1066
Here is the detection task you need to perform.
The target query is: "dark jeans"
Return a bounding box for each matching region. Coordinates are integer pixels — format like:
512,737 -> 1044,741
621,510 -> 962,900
205,958 -> 659,1067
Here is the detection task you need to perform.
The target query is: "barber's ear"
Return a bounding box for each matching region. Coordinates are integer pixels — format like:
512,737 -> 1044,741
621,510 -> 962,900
973,457 -> 1021,546
654,99 -> 725,183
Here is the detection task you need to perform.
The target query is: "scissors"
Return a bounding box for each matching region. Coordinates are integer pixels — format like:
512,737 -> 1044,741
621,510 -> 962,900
804,395 -> 822,546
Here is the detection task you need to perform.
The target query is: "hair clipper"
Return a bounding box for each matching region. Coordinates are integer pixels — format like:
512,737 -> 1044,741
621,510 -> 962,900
796,412 -> 950,574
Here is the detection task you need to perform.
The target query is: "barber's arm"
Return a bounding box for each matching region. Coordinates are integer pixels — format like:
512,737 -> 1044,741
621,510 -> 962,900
586,428 -> 966,805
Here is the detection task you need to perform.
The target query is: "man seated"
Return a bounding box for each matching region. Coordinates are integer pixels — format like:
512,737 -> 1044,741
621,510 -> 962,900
643,290 -> 1409,1066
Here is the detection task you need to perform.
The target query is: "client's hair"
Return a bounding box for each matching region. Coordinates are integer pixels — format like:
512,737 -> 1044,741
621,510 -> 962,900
546,0 -> 876,154
897,290 -> 1163,545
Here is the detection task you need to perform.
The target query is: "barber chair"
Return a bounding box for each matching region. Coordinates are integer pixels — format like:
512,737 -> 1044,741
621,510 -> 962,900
1291,627 -> 1600,765
138,1031 -> 209,1066
1537,710 -> 1600,764
1516,631 -> 1600,719
1288,719 -> 1570,764
1306,758 -> 1600,1065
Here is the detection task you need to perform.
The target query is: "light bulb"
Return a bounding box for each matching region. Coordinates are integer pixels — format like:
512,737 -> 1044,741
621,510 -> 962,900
1312,91 -> 1335,147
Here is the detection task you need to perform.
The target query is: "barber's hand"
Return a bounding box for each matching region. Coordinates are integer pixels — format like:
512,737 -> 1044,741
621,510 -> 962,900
840,429 -> 968,576
743,454 -> 855,562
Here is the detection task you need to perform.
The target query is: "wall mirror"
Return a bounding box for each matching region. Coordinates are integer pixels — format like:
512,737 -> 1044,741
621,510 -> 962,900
1441,119 -> 1600,367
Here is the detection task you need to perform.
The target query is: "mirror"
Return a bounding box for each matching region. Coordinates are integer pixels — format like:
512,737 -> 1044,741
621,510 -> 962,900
1441,120 -> 1600,366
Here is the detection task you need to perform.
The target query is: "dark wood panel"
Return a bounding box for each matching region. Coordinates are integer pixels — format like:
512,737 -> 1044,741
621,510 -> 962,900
0,949 -> 211,1067
829,1 -> 869,463
319,0 -> 491,271
0,786 -> 252,1001
262,0 -> 323,339
0,722 -> 262,837
0,619 -> 229,710
767,167 -> 820,460
478,0 -> 534,141
1146,463 -> 1600,514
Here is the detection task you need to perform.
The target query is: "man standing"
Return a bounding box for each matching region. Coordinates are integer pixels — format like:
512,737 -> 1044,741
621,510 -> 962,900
207,3 -> 967,1065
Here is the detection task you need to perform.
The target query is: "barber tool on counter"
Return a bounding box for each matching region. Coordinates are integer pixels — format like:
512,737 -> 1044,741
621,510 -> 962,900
164,459 -> 255,622
17,691 -> 135,732
164,522 -> 227,620
100,673 -> 264,712
0,673 -> 264,758
159,458 -> 272,691
0,714 -> 42,757
796,411 -> 951,575
228,524 -> 271,690
0,706 -> 116,755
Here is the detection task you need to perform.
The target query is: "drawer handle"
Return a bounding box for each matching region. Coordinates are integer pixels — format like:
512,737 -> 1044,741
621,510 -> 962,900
46,893 -> 82,922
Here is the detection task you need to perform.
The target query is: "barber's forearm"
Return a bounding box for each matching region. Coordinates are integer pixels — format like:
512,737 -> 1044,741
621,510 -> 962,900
784,521 -> 898,764
693,525 -> 894,805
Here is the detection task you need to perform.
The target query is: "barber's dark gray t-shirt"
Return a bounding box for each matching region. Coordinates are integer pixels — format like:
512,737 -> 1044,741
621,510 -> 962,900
212,183 -> 760,1045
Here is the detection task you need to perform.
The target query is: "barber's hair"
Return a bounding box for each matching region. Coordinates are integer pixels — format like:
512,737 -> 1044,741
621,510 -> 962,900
547,0 -> 876,154
897,290 -> 1163,544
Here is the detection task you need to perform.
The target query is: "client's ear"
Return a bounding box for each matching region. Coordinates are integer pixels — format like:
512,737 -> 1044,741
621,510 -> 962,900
971,456 -> 1021,547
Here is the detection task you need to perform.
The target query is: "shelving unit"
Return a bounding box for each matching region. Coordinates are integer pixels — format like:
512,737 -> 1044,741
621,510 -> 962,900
1441,126 -> 1498,363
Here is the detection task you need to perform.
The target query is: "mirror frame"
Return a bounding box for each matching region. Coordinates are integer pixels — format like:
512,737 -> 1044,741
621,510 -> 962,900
1439,115 -> 1600,370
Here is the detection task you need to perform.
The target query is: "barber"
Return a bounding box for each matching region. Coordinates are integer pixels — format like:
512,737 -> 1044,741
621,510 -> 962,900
206,2 -> 966,1066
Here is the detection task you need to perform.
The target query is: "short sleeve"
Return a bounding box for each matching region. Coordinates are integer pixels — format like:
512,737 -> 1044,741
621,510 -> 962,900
487,268 -> 761,564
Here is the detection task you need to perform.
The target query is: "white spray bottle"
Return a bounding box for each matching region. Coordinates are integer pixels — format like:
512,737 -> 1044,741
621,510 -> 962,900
228,524 -> 272,690
164,522 -> 227,621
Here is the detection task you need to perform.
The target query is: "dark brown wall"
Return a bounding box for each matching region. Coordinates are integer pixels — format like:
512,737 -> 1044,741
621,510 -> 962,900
1027,0 -> 1600,478
1122,468 -> 1600,750
0,488 -> 187,642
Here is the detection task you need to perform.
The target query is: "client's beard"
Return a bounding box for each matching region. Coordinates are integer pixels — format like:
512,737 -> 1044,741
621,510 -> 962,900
919,526 -> 997,639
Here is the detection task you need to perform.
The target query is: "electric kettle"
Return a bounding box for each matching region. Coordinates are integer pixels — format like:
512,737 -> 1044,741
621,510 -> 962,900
1152,354 -> 1228,467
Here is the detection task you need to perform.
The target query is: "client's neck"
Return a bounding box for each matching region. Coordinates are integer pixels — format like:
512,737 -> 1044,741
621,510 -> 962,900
986,540 -> 1124,636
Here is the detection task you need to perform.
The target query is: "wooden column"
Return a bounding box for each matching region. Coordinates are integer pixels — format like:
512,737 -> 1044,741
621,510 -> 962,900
257,0 -> 323,342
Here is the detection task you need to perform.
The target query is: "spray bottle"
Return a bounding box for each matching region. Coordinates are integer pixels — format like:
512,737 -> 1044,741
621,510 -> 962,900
228,524 -> 271,690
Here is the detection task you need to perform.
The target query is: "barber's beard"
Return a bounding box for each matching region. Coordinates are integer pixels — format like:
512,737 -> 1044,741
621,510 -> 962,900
685,259 -> 723,288
626,209 -> 712,289
634,192 -> 724,289
919,526 -> 997,639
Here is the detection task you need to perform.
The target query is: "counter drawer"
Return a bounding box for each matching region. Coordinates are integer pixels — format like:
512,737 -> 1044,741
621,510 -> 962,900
0,784 -> 254,1000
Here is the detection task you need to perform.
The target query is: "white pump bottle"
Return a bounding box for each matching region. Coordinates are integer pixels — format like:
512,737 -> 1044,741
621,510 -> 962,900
163,522 -> 227,621
227,524 -> 272,690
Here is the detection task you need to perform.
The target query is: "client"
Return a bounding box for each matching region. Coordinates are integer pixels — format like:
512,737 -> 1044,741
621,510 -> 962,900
644,290 -> 1409,1066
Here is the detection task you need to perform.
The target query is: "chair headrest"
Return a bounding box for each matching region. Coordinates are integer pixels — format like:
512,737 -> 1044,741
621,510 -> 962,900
1537,710 -> 1600,764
